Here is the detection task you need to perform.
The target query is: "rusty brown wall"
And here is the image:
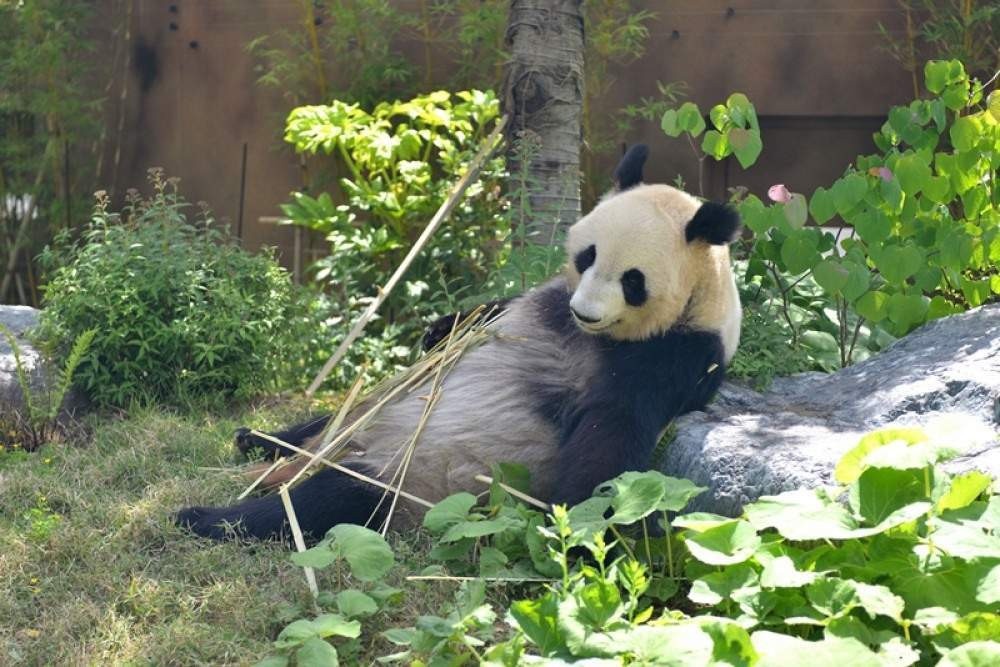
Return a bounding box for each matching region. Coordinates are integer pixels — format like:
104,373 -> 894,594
107,0 -> 915,267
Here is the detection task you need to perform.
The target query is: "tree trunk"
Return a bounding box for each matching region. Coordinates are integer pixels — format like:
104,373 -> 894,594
502,0 -> 584,241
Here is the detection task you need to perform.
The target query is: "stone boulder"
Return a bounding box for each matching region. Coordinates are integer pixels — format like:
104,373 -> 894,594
663,304 -> 1000,516
0,305 -> 85,418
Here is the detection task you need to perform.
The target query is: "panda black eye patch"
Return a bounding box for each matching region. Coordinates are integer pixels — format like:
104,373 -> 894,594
574,244 -> 596,274
621,268 -> 647,306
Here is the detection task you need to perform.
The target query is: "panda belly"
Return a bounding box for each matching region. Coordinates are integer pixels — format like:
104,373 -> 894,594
342,304 -> 572,508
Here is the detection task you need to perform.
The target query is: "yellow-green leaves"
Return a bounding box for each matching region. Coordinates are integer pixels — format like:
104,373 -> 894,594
661,92 -> 762,169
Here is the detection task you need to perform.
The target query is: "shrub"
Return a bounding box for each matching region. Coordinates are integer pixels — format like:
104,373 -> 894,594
38,171 -> 308,407
280,90 -> 510,387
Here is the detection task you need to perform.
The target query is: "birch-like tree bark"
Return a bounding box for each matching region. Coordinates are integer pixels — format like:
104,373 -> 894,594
502,0 -> 584,240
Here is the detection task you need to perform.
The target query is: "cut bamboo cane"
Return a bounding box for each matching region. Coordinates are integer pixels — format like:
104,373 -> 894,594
305,114 -> 509,396
279,484 -> 319,598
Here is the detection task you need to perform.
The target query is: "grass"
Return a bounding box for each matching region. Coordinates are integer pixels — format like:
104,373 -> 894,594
0,403 -> 463,665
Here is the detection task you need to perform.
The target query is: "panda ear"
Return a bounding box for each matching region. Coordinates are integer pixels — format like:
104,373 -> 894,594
685,201 -> 742,245
613,144 -> 649,191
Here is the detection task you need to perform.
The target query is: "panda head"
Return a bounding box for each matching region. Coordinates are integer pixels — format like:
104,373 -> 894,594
565,145 -> 742,354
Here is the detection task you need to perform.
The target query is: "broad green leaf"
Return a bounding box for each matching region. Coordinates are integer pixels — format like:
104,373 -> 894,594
729,128 -> 763,169
937,641 -> 1000,667
255,656 -> 290,667
931,520 -> 1000,561
925,60 -> 963,94
702,130 -> 730,160
950,115 -> 982,153
895,153 -> 932,195
745,489 -> 859,540
689,564 -> 759,605
422,492 -> 477,533
780,229 -> 821,274
807,577 -> 903,622
327,524 -> 394,581
887,293 -> 928,328
809,186 -> 837,224
937,471 -> 992,512
835,427 -> 928,483
855,290 -> 890,323
842,261 -> 871,302
661,108 -> 681,137
611,624 -> 715,665
700,619 -> 759,666
684,519 -> 761,565
608,473 -> 665,524
478,546 -> 508,576
978,565 -> 1000,605
961,277 -> 991,308
295,637 -> 339,667
673,512 -> 734,531
335,589 -> 378,619
440,517 -> 519,543
783,193 -> 808,229
851,467 -> 928,524
877,244 -> 923,285
710,103 -> 729,130
677,102 -> 706,136
575,580 -> 622,629
881,175 -> 904,212
760,556 -> 822,588
567,496 -> 612,534
852,208 -> 892,244
311,613 -> 361,639
292,545 -> 338,570
510,594 -> 566,657
813,260 -> 849,295
606,471 -> 705,523
750,631 -> 884,667
831,174 -> 868,216
924,174 -> 951,203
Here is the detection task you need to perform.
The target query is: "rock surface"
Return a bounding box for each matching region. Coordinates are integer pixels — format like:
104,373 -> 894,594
0,305 -> 84,417
663,304 -> 1000,516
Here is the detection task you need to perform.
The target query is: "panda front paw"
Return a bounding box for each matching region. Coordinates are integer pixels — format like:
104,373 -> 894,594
234,427 -> 287,460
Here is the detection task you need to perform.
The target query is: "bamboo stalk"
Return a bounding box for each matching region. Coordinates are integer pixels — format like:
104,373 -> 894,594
279,484 -> 319,598
284,370 -> 368,488
305,114 -> 509,396
237,457 -> 286,500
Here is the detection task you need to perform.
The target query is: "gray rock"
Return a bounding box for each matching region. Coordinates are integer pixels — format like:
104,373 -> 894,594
1,305 -> 85,418
664,304 -> 1000,516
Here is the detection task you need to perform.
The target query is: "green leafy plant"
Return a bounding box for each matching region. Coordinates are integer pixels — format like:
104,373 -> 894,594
0,325 -> 93,451
258,524 -> 401,666
660,91 -> 764,197
37,171 -> 310,408
739,60 -> 999,369
279,90 -> 509,387
265,425 -> 997,664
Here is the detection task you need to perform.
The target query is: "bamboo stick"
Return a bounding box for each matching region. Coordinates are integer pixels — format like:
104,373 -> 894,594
305,114 -> 509,396
279,484 -> 319,598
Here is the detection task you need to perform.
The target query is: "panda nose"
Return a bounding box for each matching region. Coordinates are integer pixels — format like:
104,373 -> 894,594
571,307 -> 601,324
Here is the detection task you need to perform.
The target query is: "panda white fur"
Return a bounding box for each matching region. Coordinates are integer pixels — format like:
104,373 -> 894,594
177,145 -> 742,541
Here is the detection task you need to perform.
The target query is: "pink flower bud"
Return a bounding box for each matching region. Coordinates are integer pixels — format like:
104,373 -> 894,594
767,184 -> 792,203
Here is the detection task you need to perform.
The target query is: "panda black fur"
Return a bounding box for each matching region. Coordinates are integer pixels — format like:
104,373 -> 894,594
177,145 -> 742,541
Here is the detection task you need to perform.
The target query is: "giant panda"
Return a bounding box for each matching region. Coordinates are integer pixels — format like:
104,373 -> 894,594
177,145 -> 742,541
